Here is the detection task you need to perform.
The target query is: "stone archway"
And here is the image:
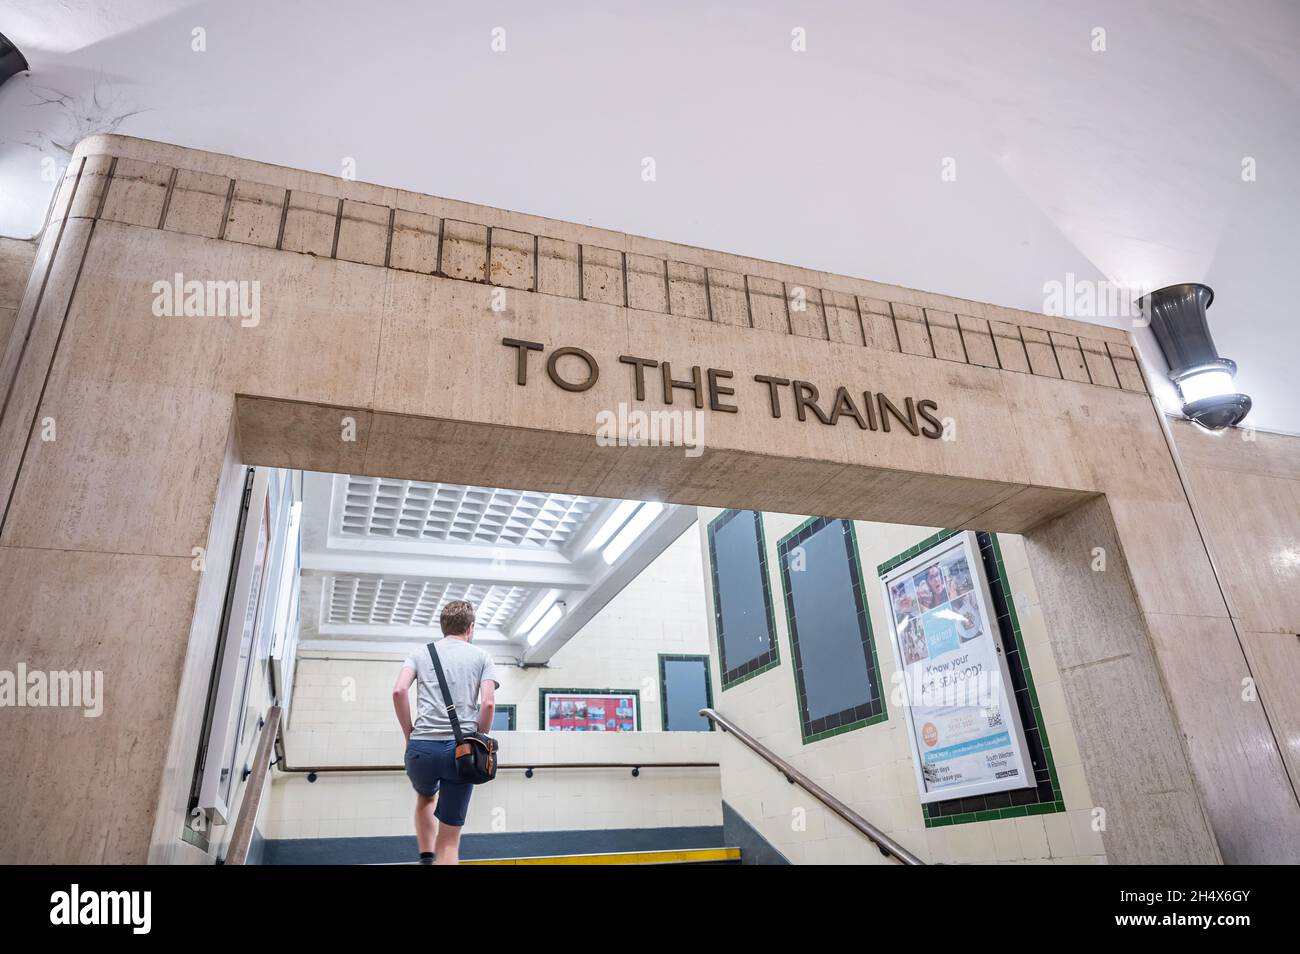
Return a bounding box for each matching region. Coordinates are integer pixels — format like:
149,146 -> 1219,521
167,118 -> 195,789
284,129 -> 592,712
0,135 -> 1294,863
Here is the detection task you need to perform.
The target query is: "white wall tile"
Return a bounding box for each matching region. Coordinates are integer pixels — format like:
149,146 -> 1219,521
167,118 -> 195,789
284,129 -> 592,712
698,509 -> 1107,865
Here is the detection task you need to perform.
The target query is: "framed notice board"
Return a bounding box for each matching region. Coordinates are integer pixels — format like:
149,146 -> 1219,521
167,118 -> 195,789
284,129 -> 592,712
540,689 -> 640,732
880,531 -> 1034,803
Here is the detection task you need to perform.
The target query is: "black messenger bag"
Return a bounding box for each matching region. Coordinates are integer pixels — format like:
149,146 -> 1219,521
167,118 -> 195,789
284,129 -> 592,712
426,641 -> 498,784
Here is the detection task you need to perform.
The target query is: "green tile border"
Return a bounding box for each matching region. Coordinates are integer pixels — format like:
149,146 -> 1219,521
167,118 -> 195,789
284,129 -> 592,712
706,509 -> 781,690
777,516 -> 888,744
657,653 -> 716,731
986,533 -> 1065,811
718,656 -> 781,688
538,688 -> 642,732
878,529 -> 1067,828
875,527 -> 961,577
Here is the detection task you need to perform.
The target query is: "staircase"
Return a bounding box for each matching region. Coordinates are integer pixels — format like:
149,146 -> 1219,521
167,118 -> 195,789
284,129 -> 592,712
463,846 -> 741,865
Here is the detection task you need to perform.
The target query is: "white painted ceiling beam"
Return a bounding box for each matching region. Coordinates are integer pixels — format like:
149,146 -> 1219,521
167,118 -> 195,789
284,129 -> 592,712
520,506 -> 698,665
311,623 -> 510,643
299,551 -> 590,590
295,470 -> 694,658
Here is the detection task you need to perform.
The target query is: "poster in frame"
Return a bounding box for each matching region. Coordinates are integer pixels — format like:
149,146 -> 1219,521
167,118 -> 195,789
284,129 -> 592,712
540,689 -> 640,732
879,531 -> 1035,804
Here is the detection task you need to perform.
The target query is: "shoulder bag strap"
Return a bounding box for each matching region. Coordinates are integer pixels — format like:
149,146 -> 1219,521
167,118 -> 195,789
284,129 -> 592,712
426,641 -> 465,745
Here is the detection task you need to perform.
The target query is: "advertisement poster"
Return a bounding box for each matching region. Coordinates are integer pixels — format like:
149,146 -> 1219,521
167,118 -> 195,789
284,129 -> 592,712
543,692 -> 638,732
880,532 -> 1034,803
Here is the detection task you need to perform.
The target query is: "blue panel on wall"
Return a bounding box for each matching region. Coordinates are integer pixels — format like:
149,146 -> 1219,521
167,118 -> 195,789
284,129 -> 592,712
708,510 -> 778,685
661,656 -> 713,731
778,517 -> 885,741
788,521 -> 874,719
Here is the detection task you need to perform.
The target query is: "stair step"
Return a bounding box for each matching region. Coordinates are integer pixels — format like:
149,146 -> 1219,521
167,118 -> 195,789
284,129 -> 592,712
462,846 -> 741,865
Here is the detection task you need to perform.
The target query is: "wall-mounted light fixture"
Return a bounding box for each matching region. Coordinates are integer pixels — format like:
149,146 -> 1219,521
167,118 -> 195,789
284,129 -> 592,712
0,33 -> 28,88
1139,283 -> 1251,430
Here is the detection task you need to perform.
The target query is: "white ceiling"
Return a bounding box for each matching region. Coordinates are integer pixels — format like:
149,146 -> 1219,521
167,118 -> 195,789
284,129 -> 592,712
323,576 -> 534,631
312,474 -> 604,642
1,0 -> 1296,431
335,476 -> 599,549
297,472 -> 694,662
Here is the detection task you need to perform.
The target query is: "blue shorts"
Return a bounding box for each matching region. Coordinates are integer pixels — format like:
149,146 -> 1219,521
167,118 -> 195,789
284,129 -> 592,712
404,739 -> 473,827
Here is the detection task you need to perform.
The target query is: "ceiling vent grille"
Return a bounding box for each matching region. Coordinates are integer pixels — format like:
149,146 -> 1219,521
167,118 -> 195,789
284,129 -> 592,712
323,575 -> 534,630
337,477 -> 598,549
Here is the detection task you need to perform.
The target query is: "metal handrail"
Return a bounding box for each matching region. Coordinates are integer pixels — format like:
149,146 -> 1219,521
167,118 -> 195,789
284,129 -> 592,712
274,724 -> 719,779
699,707 -> 923,865
225,704 -> 282,865
277,757 -> 718,779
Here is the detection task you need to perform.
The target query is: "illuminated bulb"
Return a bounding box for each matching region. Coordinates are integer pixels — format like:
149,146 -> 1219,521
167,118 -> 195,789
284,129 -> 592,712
1176,369 -> 1234,404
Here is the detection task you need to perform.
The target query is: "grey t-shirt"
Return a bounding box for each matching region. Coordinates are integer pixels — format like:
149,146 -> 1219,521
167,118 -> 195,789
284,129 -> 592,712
403,638 -> 500,741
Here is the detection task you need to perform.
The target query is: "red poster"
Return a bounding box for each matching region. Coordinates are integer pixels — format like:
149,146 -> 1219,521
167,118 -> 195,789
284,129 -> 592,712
543,692 -> 638,732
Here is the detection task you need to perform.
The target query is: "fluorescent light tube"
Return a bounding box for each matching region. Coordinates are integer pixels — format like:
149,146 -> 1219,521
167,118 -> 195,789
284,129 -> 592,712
602,502 -> 664,564
586,499 -> 640,553
526,603 -> 564,646
515,591 -> 557,638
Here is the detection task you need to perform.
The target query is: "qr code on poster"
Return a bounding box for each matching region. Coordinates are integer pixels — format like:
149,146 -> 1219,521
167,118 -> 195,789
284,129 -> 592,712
985,708 -> 1004,729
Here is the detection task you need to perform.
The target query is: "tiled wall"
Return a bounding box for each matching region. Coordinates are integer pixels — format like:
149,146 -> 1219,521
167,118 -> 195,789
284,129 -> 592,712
263,731 -> 721,840
698,511 -> 1106,865
263,529 -> 720,841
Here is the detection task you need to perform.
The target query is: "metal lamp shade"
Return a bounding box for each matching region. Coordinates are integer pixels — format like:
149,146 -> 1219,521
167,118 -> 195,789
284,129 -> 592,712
1141,283 -> 1218,374
1137,283 -> 1252,430
0,33 -> 27,88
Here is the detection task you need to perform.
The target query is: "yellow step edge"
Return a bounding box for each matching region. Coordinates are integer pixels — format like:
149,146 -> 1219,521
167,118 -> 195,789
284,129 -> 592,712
463,847 -> 741,865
